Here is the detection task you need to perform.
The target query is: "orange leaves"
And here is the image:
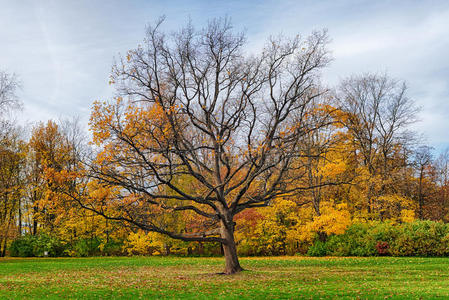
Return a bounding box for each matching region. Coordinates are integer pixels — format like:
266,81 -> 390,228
29,121 -> 71,167
124,101 -> 169,139
89,100 -> 116,146
318,157 -> 347,179
90,98 -> 175,152
88,181 -> 112,201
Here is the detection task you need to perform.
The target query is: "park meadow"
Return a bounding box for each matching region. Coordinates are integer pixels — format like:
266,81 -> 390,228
2,4 -> 449,299
3,256 -> 449,299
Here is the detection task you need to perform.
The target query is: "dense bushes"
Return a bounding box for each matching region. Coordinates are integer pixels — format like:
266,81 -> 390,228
308,221 -> 449,257
9,234 -> 65,257
8,234 -> 125,257
9,221 -> 449,257
8,232 -> 217,257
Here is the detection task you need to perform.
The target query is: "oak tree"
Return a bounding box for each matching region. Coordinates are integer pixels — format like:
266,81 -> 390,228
87,18 -> 330,274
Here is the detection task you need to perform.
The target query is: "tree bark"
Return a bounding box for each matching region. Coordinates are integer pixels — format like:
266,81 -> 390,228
18,197 -> 22,236
1,215 -> 12,257
164,244 -> 171,256
220,220 -> 243,274
317,231 -> 327,242
418,168 -> 424,219
33,191 -> 38,236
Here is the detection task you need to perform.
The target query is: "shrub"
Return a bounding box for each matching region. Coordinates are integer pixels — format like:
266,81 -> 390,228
307,240 -> 328,256
123,230 -> 167,255
323,223 -> 376,256
306,221 -> 449,257
71,237 -> 102,257
100,239 -> 125,256
389,221 -> 449,256
9,235 -> 34,257
9,234 -> 65,257
375,241 -> 389,255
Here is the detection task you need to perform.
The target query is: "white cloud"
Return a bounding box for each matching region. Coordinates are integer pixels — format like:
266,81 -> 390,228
1,0 -> 448,150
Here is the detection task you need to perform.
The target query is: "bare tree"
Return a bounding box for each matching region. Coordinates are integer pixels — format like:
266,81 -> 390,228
413,145 -> 434,219
434,149 -> 449,220
0,71 -> 21,116
337,73 -> 419,216
0,70 -> 23,254
435,149 -> 449,188
300,109 -> 349,216
81,17 -> 331,274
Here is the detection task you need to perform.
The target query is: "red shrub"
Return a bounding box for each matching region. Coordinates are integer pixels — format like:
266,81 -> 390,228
376,241 -> 390,255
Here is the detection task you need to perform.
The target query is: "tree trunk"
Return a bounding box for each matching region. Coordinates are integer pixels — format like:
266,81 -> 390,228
18,197 -> 22,236
220,220 -> 243,274
198,242 -> 204,256
317,231 -> 327,242
1,235 -> 7,257
33,191 -> 38,236
0,235 -> 4,257
164,244 -> 171,256
1,216 -> 12,257
418,169 -> 424,219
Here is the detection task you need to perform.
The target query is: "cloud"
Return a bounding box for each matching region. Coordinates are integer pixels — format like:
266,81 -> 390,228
1,0 -> 448,150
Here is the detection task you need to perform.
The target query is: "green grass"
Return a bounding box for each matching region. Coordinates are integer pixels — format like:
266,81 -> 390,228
2,256 -> 449,299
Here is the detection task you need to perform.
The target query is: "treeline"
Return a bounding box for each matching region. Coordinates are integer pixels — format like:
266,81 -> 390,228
1,20 -> 449,259
2,70 -> 449,257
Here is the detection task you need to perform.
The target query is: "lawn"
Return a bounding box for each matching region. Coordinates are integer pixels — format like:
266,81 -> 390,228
1,256 -> 449,299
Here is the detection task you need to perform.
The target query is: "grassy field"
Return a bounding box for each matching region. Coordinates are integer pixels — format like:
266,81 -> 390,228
1,256 -> 449,299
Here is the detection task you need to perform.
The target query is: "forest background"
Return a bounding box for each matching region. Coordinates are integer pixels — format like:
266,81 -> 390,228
1,16 -> 449,266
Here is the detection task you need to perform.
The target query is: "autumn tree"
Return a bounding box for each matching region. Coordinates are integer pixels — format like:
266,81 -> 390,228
0,126 -> 26,256
0,70 -> 23,256
26,121 -> 64,235
26,120 -> 104,240
337,73 -> 419,219
413,145 -> 434,219
85,18 -> 331,273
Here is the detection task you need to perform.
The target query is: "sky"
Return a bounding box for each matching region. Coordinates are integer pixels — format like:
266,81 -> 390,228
1,0 -> 448,150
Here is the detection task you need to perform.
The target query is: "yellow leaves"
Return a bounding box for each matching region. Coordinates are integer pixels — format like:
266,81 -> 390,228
377,194 -> 413,207
296,202 -> 352,243
124,230 -> 165,255
29,121 -> 69,163
87,180 -> 119,204
400,209 -> 416,223
373,194 -> 416,222
318,158 -> 347,178
89,100 -> 116,146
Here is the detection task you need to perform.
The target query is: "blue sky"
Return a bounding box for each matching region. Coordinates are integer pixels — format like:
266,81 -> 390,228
1,0 -> 448,149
